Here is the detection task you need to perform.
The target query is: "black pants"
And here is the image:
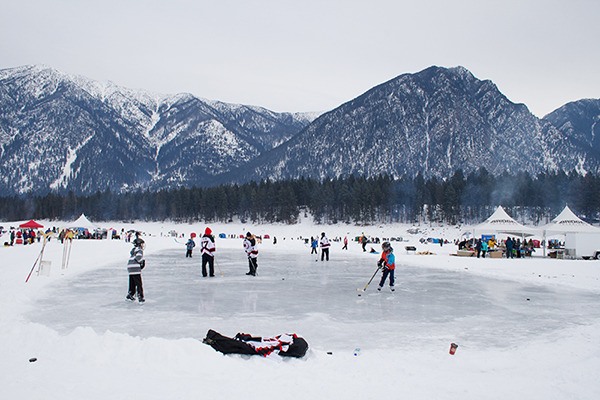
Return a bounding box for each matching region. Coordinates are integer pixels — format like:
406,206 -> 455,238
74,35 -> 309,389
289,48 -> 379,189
248,257 -> 258,275
186,249 -> 193,258
202,253 -> 215,277
128,274 -> 144,299
321,248 -> 329,261
379,268 -> 395,288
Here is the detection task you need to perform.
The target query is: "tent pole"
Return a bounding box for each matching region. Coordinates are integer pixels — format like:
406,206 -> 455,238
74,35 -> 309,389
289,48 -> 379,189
543,230 -> 546,257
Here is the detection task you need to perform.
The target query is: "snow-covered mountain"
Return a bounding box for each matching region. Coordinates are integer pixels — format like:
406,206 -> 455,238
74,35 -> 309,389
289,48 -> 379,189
542,99 -> 600,174
1,65 -> 598,195
0,65 -> 316,194
218,66 -> 598,184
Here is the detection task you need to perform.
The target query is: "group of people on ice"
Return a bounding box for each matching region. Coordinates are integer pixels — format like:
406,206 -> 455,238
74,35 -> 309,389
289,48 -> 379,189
182,228 -> 259,277
5,228 -> 51,246
3,227 -> 76,247
460,236 -> 536,258
125,227 -> 397,303
126,227 -> 262,303
309,232 -> 349,260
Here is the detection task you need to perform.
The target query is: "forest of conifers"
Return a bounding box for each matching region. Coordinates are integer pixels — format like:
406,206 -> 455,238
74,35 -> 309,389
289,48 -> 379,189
1,169 -> 599,226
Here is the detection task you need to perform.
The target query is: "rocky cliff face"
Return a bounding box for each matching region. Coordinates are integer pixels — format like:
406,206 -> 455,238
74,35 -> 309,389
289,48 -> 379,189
543,99 -> 600,174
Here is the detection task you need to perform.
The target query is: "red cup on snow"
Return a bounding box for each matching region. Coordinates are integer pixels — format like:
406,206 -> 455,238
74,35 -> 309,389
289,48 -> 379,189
449,343 -> 458,355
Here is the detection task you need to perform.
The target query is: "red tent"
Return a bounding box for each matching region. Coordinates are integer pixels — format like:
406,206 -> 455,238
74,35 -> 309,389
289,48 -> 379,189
19,220 -> 44,229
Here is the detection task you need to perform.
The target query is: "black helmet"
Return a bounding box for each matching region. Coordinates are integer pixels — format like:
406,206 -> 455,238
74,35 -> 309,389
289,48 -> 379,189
382,241 -> 392,251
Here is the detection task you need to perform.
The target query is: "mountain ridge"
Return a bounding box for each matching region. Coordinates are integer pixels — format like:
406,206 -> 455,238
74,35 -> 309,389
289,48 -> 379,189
0,65 -> 316,194
1,64 -> 598,195
212,65 -> 589,185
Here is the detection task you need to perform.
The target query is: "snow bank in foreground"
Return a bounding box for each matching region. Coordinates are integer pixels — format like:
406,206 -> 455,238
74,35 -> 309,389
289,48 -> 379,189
1,220 -> 599,400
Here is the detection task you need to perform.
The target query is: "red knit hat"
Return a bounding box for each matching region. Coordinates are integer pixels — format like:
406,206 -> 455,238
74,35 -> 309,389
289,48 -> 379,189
205,227 -> 212,235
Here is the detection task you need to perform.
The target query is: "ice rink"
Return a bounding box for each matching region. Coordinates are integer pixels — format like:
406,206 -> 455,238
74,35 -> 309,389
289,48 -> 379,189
26,239 -> 600,353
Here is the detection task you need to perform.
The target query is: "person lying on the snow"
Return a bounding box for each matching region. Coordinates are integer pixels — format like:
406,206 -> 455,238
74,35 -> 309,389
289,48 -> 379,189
203,329 -> 308,358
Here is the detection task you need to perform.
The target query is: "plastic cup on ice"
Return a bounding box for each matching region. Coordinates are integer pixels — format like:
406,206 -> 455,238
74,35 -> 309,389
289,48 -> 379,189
449,343 -> 458,355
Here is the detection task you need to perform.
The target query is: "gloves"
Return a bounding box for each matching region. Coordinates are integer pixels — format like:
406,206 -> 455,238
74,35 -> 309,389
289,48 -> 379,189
377,259 -> 384,267
235,333 -> 252,341
140,260 -> 146,269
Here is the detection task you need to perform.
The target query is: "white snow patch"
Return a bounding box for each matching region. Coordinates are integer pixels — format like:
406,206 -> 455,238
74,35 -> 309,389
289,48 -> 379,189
49,135 -> 93,190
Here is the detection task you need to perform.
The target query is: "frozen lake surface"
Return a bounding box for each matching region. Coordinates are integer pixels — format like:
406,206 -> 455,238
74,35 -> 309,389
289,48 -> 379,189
27,246 -> 600,352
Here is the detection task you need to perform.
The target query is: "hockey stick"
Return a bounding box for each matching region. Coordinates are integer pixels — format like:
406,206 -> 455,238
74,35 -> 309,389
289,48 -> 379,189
358,265 -> 383,293
62,239 -> 73,270
25,232 -> 52,283
215,258 -> 224,277
25,247 -> 44,283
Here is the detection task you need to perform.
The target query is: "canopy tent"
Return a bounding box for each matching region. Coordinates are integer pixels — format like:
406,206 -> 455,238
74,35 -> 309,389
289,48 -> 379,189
69,214 -> 98,230
540,205 -> 600,257
19,220 -> 44,229
541,205 -> 600,234
472,206 -> 539,238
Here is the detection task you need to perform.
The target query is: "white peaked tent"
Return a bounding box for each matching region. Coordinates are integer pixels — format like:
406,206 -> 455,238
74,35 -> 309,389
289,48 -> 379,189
541,205 -> 600,257
472,206 -> 539,238
70,214 -> 98,231
541,205 -> 600,234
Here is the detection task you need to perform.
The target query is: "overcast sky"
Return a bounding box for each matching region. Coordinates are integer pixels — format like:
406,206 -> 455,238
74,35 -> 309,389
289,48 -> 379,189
2,0 -> 598,117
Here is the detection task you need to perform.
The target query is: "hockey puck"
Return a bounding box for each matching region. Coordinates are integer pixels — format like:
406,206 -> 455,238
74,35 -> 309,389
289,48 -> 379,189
29,357 -> 37,363
327,352 -> 333,355
358,294 -> 362,296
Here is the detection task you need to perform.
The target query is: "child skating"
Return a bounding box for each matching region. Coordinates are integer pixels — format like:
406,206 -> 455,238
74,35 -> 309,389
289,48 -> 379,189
377,241 -> 395,292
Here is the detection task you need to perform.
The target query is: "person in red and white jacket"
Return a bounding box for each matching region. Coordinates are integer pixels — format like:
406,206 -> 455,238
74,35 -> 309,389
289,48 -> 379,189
319,232 -> 331,261
243,232 -> 259,276
200,227 -> 216,277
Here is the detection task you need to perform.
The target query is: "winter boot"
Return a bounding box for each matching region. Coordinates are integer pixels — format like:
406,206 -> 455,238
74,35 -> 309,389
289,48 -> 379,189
138,298 -> 145,304
126,294 -> 135,301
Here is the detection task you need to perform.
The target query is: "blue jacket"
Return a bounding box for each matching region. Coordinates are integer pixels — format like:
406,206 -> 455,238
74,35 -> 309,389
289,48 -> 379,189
380,251 -> 396,270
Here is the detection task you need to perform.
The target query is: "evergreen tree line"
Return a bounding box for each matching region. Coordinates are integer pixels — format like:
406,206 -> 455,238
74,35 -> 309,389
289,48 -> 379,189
1,168 -> 600,226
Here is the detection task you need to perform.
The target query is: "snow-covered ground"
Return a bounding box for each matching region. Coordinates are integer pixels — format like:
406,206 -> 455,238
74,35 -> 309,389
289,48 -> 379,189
1,218 -> 600,399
